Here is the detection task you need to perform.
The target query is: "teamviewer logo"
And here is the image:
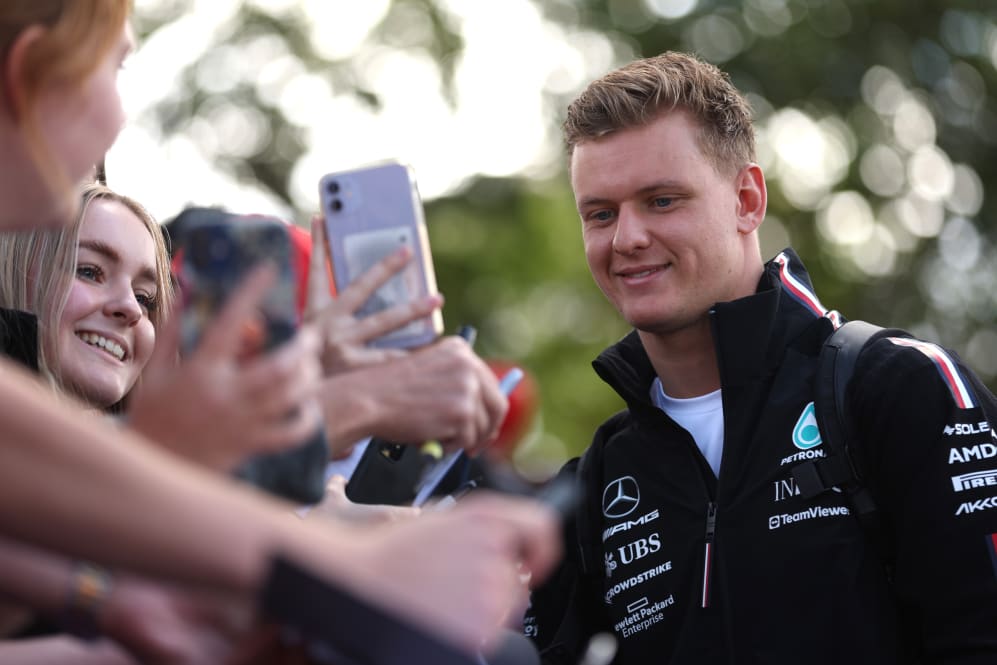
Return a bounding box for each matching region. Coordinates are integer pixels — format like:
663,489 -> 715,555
603,476 -> 640,518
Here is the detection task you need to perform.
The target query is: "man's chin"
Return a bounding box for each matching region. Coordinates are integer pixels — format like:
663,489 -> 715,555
624,311 -> 674,333
629,315 -> 704,337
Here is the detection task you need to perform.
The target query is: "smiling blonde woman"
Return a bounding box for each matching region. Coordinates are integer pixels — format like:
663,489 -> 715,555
0,183 -> 172,410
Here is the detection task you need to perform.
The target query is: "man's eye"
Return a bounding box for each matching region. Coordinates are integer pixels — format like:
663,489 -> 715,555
652,196 -> 673,209
589,210 -> 615,223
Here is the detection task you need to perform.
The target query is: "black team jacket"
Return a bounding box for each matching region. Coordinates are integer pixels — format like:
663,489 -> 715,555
525,248 -> 997,664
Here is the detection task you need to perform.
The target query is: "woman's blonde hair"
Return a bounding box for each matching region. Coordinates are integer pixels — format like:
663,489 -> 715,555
0,182 -> 174,404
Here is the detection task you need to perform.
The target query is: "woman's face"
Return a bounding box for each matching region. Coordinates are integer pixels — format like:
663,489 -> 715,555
54,198 -> 158,408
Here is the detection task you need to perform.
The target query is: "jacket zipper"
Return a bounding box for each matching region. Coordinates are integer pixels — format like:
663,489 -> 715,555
701,501 -> 717,608
702,308 -> 722,609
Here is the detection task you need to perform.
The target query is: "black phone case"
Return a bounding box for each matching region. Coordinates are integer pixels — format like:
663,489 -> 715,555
345,438 -> 480,506
178,209 -> 328,504
344,439 -> 424,505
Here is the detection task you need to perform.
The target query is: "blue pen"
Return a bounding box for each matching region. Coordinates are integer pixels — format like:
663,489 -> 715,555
498,367 -> 525,396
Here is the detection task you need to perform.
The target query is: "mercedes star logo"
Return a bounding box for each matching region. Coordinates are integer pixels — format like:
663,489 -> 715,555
602,476 -> 640,518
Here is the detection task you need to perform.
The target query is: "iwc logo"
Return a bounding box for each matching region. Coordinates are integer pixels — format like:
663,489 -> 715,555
792,402 -> 822,450
603,476 -> 640,518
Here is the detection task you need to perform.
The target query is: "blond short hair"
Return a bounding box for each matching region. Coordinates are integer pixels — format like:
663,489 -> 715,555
564,51 -> 755,175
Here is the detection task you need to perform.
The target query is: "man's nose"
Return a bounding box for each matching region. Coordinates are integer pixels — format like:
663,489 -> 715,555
612,206 -> 651,255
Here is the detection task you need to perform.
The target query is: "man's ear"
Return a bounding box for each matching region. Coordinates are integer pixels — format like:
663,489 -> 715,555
2,25 -> 47,123
734,163 -> 767,235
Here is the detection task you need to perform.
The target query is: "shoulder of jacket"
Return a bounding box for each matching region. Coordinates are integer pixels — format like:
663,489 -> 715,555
595,409 -> 631,435
854,334 -> 963,385
850,333 -> 982,413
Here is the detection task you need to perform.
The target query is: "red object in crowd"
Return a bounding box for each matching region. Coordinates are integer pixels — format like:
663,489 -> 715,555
284,222 -> 319,318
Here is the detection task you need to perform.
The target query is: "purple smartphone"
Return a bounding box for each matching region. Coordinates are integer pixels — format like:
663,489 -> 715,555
319,161 -> 443,349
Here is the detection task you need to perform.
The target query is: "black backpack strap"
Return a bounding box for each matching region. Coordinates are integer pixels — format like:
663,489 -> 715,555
793,321 -> 878,506
792,320 -> 908,565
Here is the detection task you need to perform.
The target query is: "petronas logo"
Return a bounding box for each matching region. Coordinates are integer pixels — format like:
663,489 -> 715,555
792,402 -> 822,450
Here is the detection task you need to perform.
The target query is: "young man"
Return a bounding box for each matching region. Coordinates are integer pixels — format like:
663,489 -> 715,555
525,51 -> 997,664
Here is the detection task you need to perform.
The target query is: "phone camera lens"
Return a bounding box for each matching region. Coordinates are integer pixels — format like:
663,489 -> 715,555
331,199 -> 343,212
326,181 -> 340,195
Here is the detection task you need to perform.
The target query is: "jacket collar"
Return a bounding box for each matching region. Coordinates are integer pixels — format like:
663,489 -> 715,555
592,247 -> 836,405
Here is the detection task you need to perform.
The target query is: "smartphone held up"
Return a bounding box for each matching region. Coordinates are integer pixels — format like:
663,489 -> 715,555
319,161 -> 443,349
177,211 -> 297,355
176,210 -> 328,504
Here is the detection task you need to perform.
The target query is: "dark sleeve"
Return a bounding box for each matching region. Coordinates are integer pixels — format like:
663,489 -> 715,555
851,338 -> 997,663
0,309 -> 39,373
523,457 -> 596,665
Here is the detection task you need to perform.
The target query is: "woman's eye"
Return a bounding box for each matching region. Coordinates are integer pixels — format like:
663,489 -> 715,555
135,293 -> 158,313
76,265 -> 101,281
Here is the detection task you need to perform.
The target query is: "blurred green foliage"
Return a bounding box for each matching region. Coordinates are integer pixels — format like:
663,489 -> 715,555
135,0 -> 997,475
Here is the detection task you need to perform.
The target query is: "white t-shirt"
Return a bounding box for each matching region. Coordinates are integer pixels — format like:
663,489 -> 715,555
651,378 -> 724,478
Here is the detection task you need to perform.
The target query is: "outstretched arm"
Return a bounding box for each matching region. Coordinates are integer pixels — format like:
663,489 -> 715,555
0,638 -> 134,665
319,335 -> 507,456
0,360 -> 558,653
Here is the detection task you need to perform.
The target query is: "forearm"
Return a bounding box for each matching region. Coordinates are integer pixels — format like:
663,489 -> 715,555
318,345 -> 495,453
0,360 -> 356,598
0,637 -> 132,665
319,367 -> 407,454
0,536 -> 74,615
0,361 -> 559,655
